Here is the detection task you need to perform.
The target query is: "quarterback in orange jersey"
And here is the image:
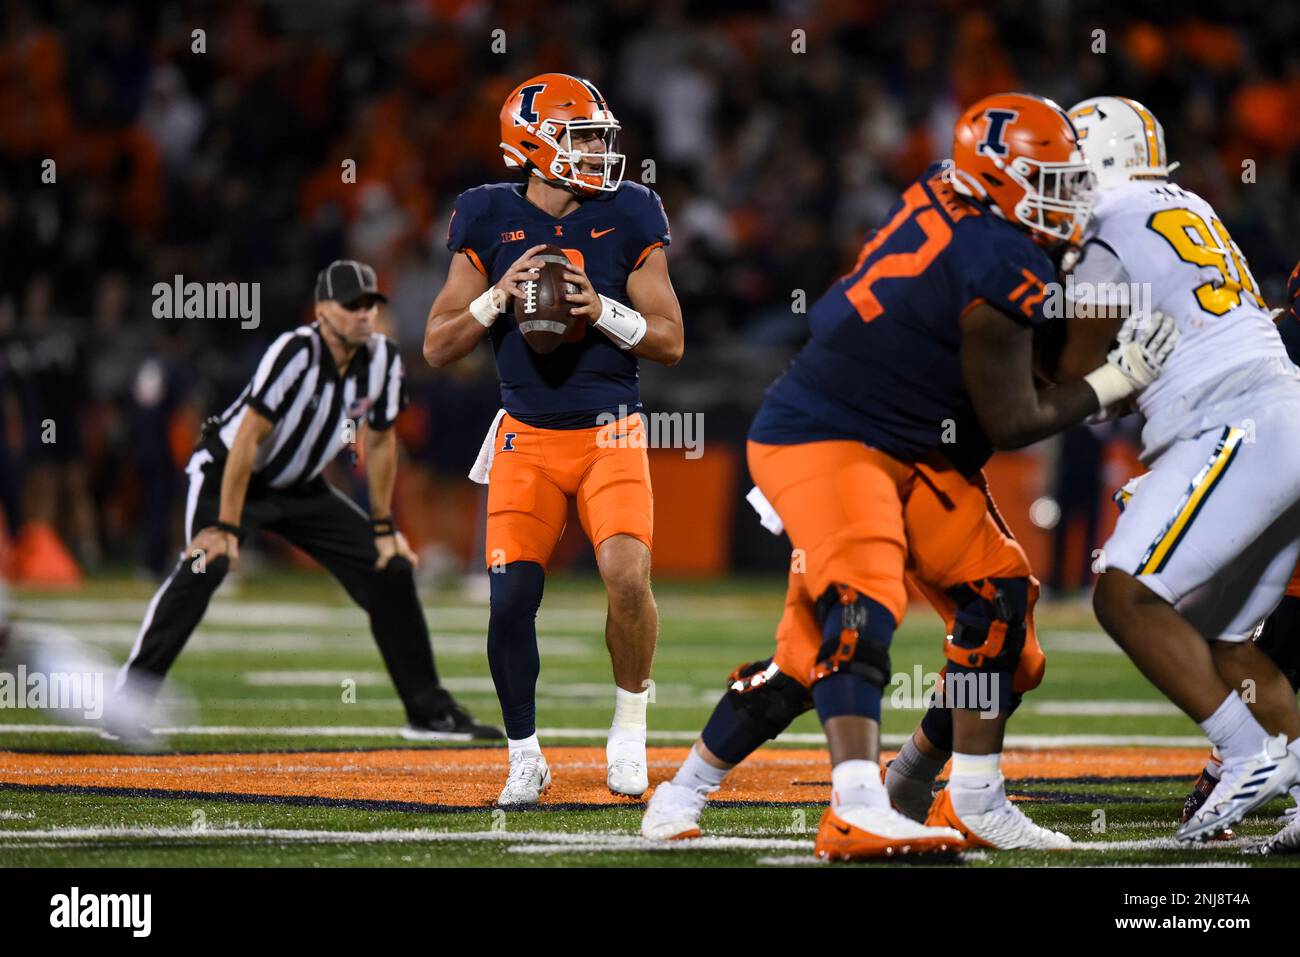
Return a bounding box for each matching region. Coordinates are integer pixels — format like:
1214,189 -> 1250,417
642,93 -> 1181,859
423,74 -> 683,806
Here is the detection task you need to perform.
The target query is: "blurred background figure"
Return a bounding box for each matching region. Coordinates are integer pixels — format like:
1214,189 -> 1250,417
0,579 -> 192,747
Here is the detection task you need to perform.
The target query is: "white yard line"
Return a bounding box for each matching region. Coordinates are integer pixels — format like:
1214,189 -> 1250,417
5,626 -> 589,657
755,854 -> 829,866
1040,631 -> 1123,655
0,825 -> 1259,862
0,825 -> 809,851
14,599 -> 609,630
1028,701 -> 1182,717
242,672 -> 393,686
0,723 -> 1210,747
1075,837 -> 1252,852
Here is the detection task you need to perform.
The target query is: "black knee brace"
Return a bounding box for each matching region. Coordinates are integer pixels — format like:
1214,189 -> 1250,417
810,584 -> 893,689
724,658 -> 813,741
943,577 -> 1029,673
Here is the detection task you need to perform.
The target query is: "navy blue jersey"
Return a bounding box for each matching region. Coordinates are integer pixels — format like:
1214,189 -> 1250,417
750,162 -> 1060,476
447,181 -> 670,427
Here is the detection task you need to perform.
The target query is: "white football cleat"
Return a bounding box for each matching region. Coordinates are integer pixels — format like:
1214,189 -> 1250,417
497,751 -> 551,807
1178,734 -> 1300,843
1280,785 -> 1300,823
927,788 -> 1072,850
1261,807 -> 1300,855
814,802 -> 965,860
607,730 -> 648,797
641,780 -> 708,840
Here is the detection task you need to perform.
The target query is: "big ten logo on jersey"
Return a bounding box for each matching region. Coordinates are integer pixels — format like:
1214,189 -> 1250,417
558,248 -> 587,342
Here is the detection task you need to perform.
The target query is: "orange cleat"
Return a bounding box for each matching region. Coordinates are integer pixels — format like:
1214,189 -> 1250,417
813,803 -> 966,861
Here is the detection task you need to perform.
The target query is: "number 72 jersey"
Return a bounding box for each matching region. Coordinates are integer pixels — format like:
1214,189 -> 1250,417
751,161 -> 1060,477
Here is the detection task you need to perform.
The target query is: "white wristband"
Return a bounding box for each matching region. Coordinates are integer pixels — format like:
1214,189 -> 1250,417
469,286 -> 507,328
1083,363 -> 1137,409
594,295 -> 647,350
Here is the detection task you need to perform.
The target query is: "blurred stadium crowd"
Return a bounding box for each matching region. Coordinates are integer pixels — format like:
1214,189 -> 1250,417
0,0 -> 1295,582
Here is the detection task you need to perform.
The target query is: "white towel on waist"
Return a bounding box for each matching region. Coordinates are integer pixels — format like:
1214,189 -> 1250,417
746,485 -> 784,535
468,409 -> 508,485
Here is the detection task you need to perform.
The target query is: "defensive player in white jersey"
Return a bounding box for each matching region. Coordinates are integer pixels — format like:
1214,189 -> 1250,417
1068,96 -> 1300,841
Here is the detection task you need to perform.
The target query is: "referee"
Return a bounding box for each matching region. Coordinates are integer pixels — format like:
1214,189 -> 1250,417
113,260 -> 501,740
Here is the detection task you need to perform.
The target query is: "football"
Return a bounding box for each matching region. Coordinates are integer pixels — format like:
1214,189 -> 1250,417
514,245 -> 579,354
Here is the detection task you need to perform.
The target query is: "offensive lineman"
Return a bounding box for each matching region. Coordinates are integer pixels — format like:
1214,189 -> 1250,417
642,94 -> 1177,858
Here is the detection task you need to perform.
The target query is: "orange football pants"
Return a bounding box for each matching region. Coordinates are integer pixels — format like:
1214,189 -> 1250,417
747,439 -> 1044,692
485,412 -> 653,569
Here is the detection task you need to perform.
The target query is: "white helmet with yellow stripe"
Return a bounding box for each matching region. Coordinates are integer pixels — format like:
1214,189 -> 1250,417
1067,96 -> 1179,191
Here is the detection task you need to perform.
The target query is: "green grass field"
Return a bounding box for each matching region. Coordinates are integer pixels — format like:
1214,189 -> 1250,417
1,572 -> 1296,867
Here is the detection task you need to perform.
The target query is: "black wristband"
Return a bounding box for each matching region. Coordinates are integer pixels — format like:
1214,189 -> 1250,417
371,517 -> 396,538
211,521 -> 242,538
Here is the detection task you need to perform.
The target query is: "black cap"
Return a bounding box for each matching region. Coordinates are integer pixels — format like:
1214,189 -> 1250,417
315,259 -> 387,306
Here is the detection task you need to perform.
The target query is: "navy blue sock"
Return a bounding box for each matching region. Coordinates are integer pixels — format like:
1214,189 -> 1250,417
811,591 -> 893,724
487,561 -> 545,739
813,673 -> 882,724
700,695 -> 771,765
919,698 -> 954,753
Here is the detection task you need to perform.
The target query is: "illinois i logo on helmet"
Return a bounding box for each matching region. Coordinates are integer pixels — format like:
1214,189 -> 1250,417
950,93 -> 1095,246
499,73 -> 627,195
978,108 -> 1019,156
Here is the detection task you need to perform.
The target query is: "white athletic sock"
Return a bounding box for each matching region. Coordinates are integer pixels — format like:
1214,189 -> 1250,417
1288,738 -> 1300,766
949,751 -> 1005,816
611,686 -> 649,736
508,734 -> 541,759
673,745 -> 728,795
831,759 -> 887,810
1198,692 -> 1267,762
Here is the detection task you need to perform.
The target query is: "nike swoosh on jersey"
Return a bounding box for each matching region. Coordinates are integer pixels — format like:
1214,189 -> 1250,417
590,227 -> 616,238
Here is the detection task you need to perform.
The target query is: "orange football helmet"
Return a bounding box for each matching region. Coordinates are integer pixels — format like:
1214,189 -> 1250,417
950,93 -> 1094,246
499,73 -> 626,196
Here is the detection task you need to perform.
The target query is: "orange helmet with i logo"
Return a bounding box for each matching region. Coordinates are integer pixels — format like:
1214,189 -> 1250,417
950,93 -> 1095,246
499,73 -> 626,196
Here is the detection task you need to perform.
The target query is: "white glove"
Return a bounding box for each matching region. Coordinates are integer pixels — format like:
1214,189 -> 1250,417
1084,309 -> 1179,407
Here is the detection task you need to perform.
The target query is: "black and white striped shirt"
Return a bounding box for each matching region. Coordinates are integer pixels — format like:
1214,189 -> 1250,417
212,323 -> 406,488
